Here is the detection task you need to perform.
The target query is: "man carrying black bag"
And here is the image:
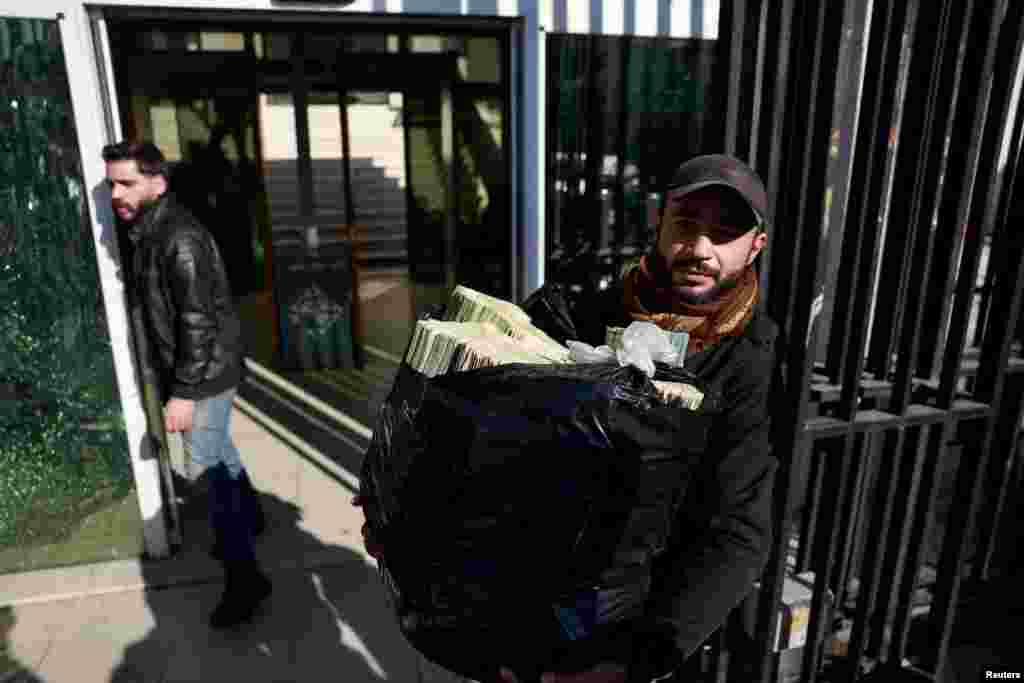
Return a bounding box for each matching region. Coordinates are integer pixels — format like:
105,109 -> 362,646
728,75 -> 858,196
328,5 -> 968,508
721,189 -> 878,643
359,154 -> 780,683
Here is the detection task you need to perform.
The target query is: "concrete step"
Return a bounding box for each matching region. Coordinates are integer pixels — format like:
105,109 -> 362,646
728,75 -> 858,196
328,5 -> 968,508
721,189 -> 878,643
355,205 -> 407,219
356,248 -> 407,262
352,171 -> 405,182
354,224 -> 406,237
351,182 -> 404,195
354,236 -> 407,249
352,194 -> 407,209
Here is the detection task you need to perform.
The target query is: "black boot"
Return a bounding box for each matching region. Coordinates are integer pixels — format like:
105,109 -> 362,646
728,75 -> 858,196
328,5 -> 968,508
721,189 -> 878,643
210,467 -> 265,561
209,562 -> 273,629
207,463 -> 271,629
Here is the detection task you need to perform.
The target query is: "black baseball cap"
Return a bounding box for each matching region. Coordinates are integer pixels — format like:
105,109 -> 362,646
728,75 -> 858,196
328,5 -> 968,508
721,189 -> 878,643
665,154 -> 770,231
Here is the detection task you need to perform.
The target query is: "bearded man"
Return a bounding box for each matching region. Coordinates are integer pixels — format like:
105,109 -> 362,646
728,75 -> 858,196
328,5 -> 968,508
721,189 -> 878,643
503,154 -> 781,683
104,140 -> 271,630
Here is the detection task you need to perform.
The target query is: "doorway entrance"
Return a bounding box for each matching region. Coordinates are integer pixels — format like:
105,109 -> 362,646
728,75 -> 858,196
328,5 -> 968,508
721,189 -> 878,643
103,19 -> 513,375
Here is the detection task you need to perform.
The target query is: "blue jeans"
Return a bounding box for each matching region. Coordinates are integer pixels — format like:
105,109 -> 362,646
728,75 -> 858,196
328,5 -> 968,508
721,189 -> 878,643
180,388 -> 244,478
181,388 -> 255,565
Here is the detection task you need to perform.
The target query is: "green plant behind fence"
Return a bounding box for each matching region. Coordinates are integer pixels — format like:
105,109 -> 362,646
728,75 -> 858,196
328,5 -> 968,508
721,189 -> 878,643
0,16 -> 139,567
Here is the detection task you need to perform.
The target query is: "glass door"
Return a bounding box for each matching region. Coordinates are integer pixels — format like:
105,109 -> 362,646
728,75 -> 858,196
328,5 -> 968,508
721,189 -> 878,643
341,75 -> 457,359
403,82 -> 457,317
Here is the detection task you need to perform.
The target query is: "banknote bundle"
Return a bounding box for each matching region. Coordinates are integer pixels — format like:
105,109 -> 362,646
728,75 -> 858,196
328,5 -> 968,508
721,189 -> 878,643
402,286 -> 704,409
403,320 -> 567,377
402,287 -> 572,376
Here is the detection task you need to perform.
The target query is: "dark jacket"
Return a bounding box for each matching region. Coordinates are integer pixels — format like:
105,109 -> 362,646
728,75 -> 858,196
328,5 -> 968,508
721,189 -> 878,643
522,281 -> 780,680
126,193 -> 244,401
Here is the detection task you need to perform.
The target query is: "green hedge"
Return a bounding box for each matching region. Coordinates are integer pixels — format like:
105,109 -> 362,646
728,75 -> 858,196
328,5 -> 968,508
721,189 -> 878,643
0,18 -> 135,551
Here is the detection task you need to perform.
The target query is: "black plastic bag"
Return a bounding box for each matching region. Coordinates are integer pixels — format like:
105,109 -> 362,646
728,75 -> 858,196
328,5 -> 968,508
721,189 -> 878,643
519,282 -> 579,346
359,358 -> 718,682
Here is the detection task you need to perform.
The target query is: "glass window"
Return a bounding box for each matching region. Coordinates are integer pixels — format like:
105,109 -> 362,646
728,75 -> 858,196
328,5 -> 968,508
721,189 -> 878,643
307,90 -> 348,219
410,35 -> 444,53
254,32 -> 291,61
259,91 -> 302,222
455,94 -> 509,298
149,98 -> 183,161
458,36 -> 502,84
339,33 -> 399,54
199,31 -> 245,52
0,15 -> 141,573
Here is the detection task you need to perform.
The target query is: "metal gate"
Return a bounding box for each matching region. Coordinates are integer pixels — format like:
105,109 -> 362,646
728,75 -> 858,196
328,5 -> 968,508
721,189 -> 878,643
708,0 -> 1024,680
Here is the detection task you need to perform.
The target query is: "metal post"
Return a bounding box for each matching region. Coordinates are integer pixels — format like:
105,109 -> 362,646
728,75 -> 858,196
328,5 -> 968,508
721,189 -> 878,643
753,1 -> 849,680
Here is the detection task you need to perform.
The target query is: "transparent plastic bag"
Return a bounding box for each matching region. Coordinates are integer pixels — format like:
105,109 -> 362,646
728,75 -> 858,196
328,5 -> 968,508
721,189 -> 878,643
568,322 -> 685,377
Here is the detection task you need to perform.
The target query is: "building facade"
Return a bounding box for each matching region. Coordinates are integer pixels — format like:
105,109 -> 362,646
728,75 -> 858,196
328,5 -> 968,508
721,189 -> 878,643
0,0 -> 722,571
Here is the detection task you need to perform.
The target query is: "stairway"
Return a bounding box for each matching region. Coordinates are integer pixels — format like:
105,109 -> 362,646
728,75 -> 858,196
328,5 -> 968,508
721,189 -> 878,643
260,99 -> 409,273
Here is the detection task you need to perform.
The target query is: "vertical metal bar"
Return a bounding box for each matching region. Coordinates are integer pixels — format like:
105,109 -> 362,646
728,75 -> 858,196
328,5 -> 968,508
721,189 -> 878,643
832,433 -> 871,614
756,0 -> 793,302
865,0 -> 956,382
339,85 -> 355,229
583,36 -> 603,246
736,0 -> 763,163
972,109 -> 1024,580
441,79 -> 457,295
795,444 -> 825,574
825,0 -> 910,396
400,37 -> 417,313
615,36 -> 629,246
975,376 -> 1024,582
937,0 -> 1024,405
506,28 -> 517,300
924,140 -> 1024,683
843,427 -> 907,682
972,96 -> 1024,348
293,34 -> 314,220
717,0 -> 739,155
887,418 -> 954,665
800,437 -> 856,683
868,420 -> 931,661
886,0 -> 976,416
919,0 -> 1005,385
753,2 -> 848,681
717,0 -> 762,160
918,3 -> 1024,674
708,626 -> 729,683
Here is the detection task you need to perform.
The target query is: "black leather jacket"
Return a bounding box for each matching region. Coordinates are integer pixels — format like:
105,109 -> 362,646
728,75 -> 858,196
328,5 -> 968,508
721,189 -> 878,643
126,193 -> 244,401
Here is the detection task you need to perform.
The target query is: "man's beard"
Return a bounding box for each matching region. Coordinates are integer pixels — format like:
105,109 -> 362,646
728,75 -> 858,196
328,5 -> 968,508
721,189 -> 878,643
652,251 -> 742,305
115,195 -> 158,227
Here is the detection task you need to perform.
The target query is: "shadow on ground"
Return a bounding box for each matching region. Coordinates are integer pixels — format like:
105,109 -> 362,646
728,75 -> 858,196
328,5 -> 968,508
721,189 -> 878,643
106,480 -> 423,683
1,605 -> 44,682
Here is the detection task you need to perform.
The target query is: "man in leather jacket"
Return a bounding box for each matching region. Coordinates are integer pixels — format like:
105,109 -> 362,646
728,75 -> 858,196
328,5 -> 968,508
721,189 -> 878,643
103,141 -> 271,629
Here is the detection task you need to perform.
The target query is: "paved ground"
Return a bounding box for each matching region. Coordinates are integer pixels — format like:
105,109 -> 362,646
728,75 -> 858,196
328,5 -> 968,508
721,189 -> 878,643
0,404 -> 464,683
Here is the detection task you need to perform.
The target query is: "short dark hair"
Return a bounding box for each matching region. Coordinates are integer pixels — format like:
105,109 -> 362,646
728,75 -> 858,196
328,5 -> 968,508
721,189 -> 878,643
102,141 -> 168,178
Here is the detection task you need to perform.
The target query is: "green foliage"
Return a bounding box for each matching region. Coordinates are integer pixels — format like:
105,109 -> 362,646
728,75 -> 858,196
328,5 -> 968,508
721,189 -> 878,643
0,18 -> 134,551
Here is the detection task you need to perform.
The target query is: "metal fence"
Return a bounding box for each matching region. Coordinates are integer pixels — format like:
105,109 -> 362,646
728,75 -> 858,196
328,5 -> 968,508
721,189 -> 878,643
708,0 -> 1024,681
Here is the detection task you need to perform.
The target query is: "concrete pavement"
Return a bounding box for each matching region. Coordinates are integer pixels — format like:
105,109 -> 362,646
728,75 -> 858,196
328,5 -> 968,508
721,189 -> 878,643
0,403 -> 463,683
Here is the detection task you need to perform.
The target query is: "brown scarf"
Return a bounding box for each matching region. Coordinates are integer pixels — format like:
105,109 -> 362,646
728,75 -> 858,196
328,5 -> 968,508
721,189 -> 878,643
622,254 -> 759,353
